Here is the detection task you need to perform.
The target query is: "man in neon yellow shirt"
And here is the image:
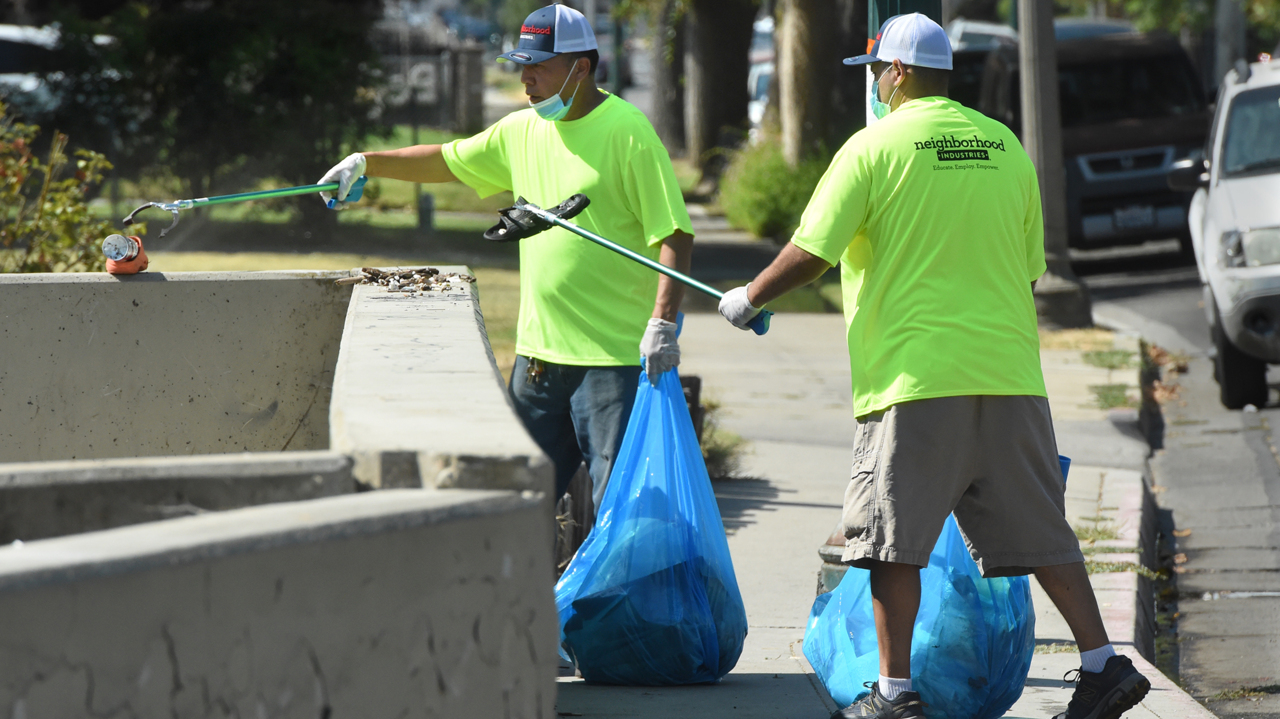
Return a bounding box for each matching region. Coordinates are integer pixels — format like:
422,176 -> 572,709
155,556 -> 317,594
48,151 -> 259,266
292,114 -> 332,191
718,13 -> 1148,719
318,4 -> 694,509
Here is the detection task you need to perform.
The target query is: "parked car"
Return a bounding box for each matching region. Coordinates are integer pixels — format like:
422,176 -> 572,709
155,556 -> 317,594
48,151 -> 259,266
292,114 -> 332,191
1168,58 -> 1280,408
951,27 -> 1210,253
0,24 -> 60,117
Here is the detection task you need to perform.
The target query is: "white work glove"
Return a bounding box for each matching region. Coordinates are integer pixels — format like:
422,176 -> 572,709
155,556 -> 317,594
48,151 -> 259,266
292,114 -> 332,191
640,318 -> 680,385
318,152 -> 367,210
719,284 -> 762,330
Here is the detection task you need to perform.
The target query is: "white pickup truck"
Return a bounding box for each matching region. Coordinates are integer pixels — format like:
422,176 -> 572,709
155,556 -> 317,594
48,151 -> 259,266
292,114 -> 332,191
1169,56 -> 1280,409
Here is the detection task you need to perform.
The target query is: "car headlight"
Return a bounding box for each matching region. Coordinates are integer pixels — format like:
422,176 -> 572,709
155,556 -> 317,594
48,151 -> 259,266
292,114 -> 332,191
1221,227 -> 1280,268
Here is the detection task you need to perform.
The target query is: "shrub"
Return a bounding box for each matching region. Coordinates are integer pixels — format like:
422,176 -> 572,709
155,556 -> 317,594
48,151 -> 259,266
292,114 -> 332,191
718,137 -> 830,242
1,105 -> 119,273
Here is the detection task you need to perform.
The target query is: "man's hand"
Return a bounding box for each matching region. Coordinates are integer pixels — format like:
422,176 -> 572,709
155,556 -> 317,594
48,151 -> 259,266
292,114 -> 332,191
640,318 -> 680,384
319,153 -> 367,209
719,285 -> 763,330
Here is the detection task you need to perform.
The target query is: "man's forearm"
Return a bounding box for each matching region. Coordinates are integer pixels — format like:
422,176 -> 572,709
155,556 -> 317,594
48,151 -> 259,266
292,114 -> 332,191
653,230 -> 694,322
363,145 -> 458,184
747,242 -> 832,306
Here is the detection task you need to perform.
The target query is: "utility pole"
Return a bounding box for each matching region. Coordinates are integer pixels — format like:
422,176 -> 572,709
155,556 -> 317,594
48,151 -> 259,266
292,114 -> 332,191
1215,0 -> 1247,85
1017,0 -> 1092,328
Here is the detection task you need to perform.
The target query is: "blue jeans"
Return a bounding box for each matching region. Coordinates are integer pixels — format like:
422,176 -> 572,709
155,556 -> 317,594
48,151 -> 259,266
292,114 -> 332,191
508,355 -> 640,507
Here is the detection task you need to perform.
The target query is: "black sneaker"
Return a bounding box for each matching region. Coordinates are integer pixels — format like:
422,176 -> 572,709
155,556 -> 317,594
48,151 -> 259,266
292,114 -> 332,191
1054,655 -> 1152,719
831,682 -> 926,719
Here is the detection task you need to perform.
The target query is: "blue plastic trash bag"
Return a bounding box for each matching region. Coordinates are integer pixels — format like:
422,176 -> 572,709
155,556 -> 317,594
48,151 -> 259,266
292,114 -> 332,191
803,516 -> 1036,718
553,368 -> 748,685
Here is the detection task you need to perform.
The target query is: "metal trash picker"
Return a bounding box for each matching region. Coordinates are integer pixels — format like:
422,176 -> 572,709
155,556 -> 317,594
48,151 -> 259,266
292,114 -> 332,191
486,194 -> 772,336
103,176 -> 370,264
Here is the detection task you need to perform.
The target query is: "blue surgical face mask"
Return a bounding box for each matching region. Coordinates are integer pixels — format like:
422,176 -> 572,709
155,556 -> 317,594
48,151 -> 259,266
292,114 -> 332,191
871,64 -> 900,120
531,61 -> 583,121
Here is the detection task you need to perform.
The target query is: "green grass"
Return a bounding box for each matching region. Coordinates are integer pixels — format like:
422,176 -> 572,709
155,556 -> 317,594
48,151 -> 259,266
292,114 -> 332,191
1074,523 -> 1121,542
1210,684 -> 1280,701
1033,642 -> 1078,654
1083,349 -> 1137,370
1084,560 -> 1159,579
1039,328 -> 1116,351
147,251 -> 520,380
1089,383 -> 1139,409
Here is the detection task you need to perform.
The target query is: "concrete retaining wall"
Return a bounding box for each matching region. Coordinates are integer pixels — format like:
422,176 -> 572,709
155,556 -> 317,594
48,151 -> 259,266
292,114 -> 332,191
329,275 -> 552,494
0,451 -> 353,543
0,267 -> 558,716
0,489 -> 558,719
0,271 -> 351,462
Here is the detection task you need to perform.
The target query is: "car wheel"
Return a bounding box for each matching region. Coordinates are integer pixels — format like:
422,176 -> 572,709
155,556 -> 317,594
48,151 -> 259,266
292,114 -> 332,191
1213,322 -> 1270,409
1177,233 -> 1196,264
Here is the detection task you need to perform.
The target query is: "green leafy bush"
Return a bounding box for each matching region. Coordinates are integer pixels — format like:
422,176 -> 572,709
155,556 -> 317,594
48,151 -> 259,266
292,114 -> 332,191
1,105 -> 119,273
718,137 -> 830,242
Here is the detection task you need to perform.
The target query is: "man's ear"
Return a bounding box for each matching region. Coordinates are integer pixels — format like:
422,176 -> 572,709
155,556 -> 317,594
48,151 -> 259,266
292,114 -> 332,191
574,56 -> 590,82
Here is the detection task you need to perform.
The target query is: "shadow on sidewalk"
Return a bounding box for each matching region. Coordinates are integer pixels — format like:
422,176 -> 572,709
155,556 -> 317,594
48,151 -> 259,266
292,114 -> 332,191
556,672 -> 833,718
713,478 -> 843,534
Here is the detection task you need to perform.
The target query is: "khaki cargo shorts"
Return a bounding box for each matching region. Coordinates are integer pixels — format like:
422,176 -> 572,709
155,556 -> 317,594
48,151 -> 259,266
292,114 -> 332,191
842,395 -> 1083,577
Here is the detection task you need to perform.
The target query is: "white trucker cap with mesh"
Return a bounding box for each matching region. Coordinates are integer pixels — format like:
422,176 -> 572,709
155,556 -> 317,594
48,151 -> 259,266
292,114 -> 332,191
498,4 -> 598,65
843,12 -> 953,70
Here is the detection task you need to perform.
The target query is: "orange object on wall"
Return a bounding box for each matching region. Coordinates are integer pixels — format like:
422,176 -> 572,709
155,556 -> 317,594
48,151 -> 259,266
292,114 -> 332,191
106,236 -> 149,275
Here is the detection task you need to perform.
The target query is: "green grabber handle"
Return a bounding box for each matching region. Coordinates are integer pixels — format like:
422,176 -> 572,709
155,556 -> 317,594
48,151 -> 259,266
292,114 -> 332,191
190,175 -> 367,209
518,199 -> 773,336
122,177 -> 368,236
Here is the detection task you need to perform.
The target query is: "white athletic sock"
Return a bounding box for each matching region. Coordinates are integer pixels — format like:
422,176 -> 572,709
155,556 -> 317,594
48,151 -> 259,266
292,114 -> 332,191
879,674 -> 914,701
1080,644 -> 1116,673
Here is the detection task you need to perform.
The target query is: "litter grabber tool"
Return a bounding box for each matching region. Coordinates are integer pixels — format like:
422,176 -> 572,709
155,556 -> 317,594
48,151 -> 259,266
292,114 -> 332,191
115,176 -> 369,240
487,194 -> 773,335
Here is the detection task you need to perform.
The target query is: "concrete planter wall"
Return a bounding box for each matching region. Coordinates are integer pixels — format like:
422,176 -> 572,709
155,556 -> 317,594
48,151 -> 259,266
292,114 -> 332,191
0,268 -> 556,718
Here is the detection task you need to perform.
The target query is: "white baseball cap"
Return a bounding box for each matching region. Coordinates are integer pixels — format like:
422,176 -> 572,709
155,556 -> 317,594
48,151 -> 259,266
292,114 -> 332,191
844,13 -> 953,71
498,4 -> 598,65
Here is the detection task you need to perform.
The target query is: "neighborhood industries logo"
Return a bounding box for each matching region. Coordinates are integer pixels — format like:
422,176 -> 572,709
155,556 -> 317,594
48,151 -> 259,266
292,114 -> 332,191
916,135 -> 1006,162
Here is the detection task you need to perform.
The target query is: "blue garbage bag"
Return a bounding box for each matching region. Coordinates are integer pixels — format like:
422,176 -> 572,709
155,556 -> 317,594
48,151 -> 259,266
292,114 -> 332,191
803,516 -> 1036,719
554,368 -> 748,685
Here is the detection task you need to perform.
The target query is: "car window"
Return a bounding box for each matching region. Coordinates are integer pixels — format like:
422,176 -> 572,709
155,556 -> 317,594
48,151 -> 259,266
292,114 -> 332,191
1058,55 -> 1205,127
1221,84 -> 1280,177
0,39 -> 54,74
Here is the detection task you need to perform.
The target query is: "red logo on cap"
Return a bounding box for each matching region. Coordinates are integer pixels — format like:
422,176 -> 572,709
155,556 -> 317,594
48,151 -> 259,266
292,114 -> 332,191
521,24 -> 551,35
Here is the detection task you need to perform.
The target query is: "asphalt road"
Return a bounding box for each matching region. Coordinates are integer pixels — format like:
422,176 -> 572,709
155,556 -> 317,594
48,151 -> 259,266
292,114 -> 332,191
1078,241 -> 1280,719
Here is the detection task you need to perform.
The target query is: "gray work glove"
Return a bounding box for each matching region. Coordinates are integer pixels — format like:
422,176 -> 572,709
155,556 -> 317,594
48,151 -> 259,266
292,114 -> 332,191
318,152 -> 366,210
718,284 -> 762,330
640,317 -> 680,385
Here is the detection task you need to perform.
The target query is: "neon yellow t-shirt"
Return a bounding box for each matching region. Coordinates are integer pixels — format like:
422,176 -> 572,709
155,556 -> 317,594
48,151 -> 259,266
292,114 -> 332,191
442,93 -> 693,366
791,96 -> 1047,418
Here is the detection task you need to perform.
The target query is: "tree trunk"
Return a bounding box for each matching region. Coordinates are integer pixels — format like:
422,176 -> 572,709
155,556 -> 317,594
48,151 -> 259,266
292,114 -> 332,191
779,0 -> 836,165
684,0 -> 757,177
1018,0 -> 1091,328
650,0 -> 686,155
828,0 -> 868,147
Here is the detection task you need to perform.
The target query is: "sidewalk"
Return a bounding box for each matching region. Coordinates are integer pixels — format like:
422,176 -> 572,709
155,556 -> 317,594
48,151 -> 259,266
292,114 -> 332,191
554,313 -> 1215,718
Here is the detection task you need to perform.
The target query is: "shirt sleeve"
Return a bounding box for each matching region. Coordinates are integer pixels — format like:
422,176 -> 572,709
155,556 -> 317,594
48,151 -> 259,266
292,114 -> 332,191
441,119 -> 513,199
790,136 -> 873,265
621,143 -> 695,247
1024,166 -> 1047,282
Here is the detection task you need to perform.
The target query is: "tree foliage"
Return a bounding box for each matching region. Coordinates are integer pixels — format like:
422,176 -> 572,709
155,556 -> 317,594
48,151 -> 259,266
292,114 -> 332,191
0,103 -> 121,273
44,0 -> 386,225
1056,0 -> 1280,57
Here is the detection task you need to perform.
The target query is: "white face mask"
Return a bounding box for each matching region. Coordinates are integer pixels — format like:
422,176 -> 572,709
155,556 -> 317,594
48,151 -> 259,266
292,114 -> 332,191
530,61 -> 583,121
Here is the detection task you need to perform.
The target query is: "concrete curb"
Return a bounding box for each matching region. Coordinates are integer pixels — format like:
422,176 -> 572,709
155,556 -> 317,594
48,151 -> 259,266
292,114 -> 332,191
1088,310 -> 1218,717
327,270 -> 553,494
1095,469 -> 1216,718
